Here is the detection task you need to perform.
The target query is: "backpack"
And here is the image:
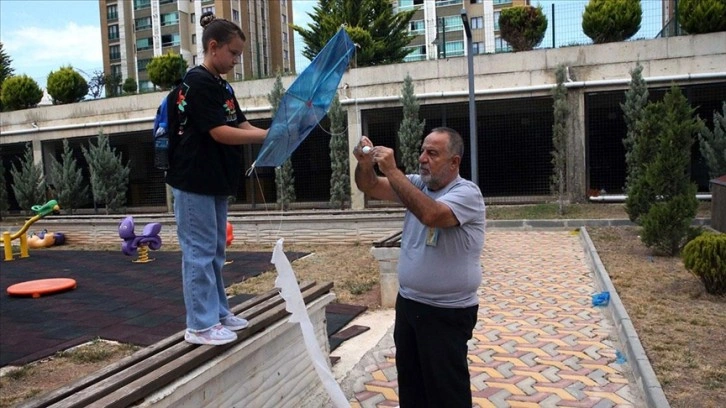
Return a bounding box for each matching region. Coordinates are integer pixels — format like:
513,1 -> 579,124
152,79 -> 184,170
152,72 -> 237,170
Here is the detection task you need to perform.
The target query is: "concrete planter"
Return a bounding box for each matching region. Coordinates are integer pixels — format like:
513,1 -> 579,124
370,247 -> 400,308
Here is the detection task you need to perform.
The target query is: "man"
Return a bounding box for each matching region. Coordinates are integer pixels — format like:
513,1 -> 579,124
353,127 -> 486,407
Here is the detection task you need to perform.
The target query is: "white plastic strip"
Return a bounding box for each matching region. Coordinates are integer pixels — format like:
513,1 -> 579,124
272,238 -> 350,408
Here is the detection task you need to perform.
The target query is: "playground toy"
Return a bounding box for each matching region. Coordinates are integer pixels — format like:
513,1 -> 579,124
28,230 -> 66,249
7,278 -> 77,298
3,200 -> 61,261
119,216 -> 162,263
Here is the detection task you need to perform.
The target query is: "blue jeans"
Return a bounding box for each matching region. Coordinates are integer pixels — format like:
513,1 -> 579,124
173,188 -> 231,332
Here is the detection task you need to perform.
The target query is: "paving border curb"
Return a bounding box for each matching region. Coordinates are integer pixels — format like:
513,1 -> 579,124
579,227 -> 671,408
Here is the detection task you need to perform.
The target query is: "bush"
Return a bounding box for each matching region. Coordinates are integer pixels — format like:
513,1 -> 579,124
682,233 -> 726,295
0,75 -> 43,110
498,5 -> 548,52
46,66 -> 88,104
678,0 -> 726,34
582,0 -> 642,44
146,52 -> 188,90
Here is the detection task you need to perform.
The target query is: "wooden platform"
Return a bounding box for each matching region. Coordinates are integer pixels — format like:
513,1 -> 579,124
19,281 -> 333,408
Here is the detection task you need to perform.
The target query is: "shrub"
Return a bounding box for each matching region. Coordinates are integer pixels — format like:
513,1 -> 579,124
678,0 -> 726,35
46,66 -> 88,104
146,52 -> 188,90
0,75 -> 43,110
582,0 -> 642,44
682,233 -> 726,295
498,5 -> 548,52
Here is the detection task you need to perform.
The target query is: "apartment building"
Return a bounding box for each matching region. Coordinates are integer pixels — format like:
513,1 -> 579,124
98,0 -> 296,92
398,0 -> 530,62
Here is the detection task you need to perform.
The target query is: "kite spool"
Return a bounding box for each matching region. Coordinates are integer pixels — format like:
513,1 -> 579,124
362,146 -> 372,154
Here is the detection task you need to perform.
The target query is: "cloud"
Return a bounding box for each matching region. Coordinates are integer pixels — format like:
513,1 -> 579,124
4,22 -> 102,67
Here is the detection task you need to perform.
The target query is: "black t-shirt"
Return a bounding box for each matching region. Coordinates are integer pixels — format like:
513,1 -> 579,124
165,66 -> 248,196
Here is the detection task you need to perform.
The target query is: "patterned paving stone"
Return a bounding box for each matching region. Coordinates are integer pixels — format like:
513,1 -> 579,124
348,231 -> 642,407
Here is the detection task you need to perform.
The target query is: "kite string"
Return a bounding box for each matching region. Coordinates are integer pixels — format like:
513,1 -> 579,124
247,167 -> 286,246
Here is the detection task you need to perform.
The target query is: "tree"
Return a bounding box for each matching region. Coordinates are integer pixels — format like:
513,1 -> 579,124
268,72 -> 296,210
498,5 -> 548,52
46,66 -> 88,104
105,73 -> 122,97
123,77 -> 138,94
1,75 -> 43,111
47,139 -> 89,215
0,42 -> 15,111
582,0 -> 642,44
635,86 -> 703,255
620,62 -> 649,214
698,102 -> 726,180
291,0 -> 416,67
9,143 -> 46,213
147,52 -> 188,90
398,74 -> 425,174
328,94 -> 349,209
551,65 -> 569,215
87,70 -> 106,99
0,157 -> 10,220
678,0 -> 726,35
81,132 -> 131,214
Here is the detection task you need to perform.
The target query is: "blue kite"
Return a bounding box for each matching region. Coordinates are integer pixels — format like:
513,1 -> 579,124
249,27 -> 356,171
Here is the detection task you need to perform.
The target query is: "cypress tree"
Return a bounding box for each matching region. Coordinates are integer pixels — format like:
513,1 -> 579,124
328,94 -> 349,209
621,62 -> 649,212
0,156 -> 10,219
398,74 -> 425,174
268,72 -> 296,211
47,139 -> 89,214
551,64 -> 569,215
698,102 -> 726,180
81,132 -> 131,214
9,143 -> 46,214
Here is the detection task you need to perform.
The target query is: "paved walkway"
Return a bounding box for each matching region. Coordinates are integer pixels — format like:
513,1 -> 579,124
345,230 -> 643,408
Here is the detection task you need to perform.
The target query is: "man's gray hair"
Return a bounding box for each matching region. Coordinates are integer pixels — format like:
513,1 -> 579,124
431,127 -> 464,157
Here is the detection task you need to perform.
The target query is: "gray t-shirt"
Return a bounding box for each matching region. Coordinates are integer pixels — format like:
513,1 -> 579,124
397,175 -> 486,308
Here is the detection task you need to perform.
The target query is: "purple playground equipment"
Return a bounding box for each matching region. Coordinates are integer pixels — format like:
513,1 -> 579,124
119,216 -> 162,263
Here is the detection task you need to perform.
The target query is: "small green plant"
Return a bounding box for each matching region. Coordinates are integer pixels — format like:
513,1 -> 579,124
678,0 -> 726,35
582,0 -> 642,44
4,365 -> 34,380
682,233 -> 726,295
498,5 -> 548,52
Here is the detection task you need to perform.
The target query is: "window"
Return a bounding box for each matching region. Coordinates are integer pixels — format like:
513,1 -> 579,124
202,6 -> 214,15
134,0 -> 150,10
409,19 -> 425,34
161,33 -> 181,47
108,25 -> 119,40
404,45 -> 426,62
139,80 -> 155,92
471,0 -> 481,3
160,0 -> 174,4
191,13 -> 195,24
136,37 -> 153,51
111,64 -> 122,78
495,36 -> 511,52
494,11 -> 501,30
107,4 -> 118,20
471,16 -> 483,30
233,9 -> 239,22
493,0 -> 511,5
137,58 -> 151,71
472,41 -> 484,54
444,40 -> 464,56
109,45 -> 121,60
282,14 -> 287,26
284,49 -> 289,61
135,17 -> 152,30
282,32 -> 288,44
192,55 -> 197,65
161,12 -> 179,26
439,16 -> 463,31
436,0 -> 462,7
191,34 -> 196,45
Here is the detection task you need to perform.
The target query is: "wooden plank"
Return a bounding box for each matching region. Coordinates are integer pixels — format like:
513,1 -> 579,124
90,282 -> 333,408
20,282 -> 323,408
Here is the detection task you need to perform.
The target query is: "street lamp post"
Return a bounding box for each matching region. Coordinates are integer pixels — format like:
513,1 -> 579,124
461,9 -> 479,185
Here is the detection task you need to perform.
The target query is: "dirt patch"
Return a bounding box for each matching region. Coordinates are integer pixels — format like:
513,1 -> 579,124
587,226 -> 725,408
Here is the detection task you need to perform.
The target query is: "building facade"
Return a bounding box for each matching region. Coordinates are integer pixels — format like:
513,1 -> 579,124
99,0 -> 296,93
398,0 -> 530,62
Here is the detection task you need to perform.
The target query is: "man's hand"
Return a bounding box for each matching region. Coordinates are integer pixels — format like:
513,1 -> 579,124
370,146 -> 397,176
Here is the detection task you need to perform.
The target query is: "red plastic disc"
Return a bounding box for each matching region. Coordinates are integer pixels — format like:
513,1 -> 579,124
7,278 -> 77,298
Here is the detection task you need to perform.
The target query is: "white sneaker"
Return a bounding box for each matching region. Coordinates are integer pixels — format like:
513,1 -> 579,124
221,315 -> 249,331
185,324 -> 237,345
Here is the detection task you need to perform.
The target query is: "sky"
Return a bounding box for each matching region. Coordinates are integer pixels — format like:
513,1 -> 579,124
0,0 -> 662,90
0,0 -> 317,89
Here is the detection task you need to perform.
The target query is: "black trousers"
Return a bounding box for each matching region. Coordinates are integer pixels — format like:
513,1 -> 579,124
394,293 -> 478,408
